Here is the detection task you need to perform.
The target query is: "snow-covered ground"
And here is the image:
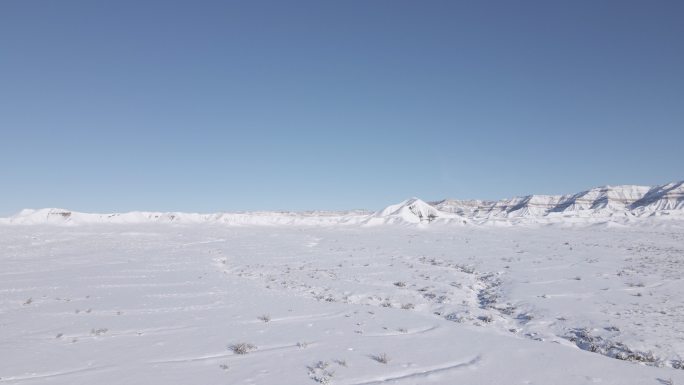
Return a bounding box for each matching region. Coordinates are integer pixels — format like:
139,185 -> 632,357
2,181 -> 683,384
2,220 -> 684,384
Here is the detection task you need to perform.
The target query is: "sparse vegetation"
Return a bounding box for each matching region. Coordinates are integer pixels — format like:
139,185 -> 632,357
258,314 -> 271,322
565,328 -> 658,364
333,359 -> 347,367
371,353 -> 390,364
90,328 -> 108,336
307,361 -> 334,384
229,342 -> 257,355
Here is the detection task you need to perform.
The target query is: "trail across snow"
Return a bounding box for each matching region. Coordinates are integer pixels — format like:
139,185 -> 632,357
1,223 -> 683,384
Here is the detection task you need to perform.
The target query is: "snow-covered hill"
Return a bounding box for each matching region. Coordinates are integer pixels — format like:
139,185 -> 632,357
2,181 -> 683,226
364,198 -> 463,225
432,180 -> 684,223
630,181 -> 684,211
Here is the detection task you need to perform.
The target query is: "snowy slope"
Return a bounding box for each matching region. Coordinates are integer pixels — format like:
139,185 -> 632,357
553,185 -> 651,212
434,181 -> 683,222
365,198 -> 462,225
631,181 -> 684,211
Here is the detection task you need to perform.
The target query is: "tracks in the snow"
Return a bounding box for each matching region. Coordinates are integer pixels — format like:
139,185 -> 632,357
345,355 -> 482,385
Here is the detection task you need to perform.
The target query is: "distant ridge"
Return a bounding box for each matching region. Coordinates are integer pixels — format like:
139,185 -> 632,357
2,181 -> 683,226
432,180 -> 684,222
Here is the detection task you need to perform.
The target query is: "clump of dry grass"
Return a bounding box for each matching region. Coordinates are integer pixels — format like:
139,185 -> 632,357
229,342 -> 257,355
371,353 -> 390,364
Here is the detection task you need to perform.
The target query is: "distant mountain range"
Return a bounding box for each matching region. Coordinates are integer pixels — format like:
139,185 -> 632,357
3,181 -> 683,226
433,180 -> 684,219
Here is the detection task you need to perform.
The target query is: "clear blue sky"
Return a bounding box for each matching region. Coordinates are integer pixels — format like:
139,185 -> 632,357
1,1 -> 682,215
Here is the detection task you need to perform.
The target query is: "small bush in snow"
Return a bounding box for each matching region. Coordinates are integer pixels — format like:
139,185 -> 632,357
90,328 -> 108,336
258,314 -> 271,322
372,353 -> 390,364
444,312 -> 465,323
229,342 -> 257,355
334,359 -> 347,367
308,361 -> 334,384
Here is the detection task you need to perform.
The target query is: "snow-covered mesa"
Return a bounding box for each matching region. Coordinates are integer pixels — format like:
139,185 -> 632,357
3,180 -> 683,226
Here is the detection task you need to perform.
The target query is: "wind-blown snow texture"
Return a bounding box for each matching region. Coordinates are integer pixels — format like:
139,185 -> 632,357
1,181 -> 684,385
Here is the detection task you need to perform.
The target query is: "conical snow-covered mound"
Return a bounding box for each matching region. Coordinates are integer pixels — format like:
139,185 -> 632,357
366,198 -> 463,225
